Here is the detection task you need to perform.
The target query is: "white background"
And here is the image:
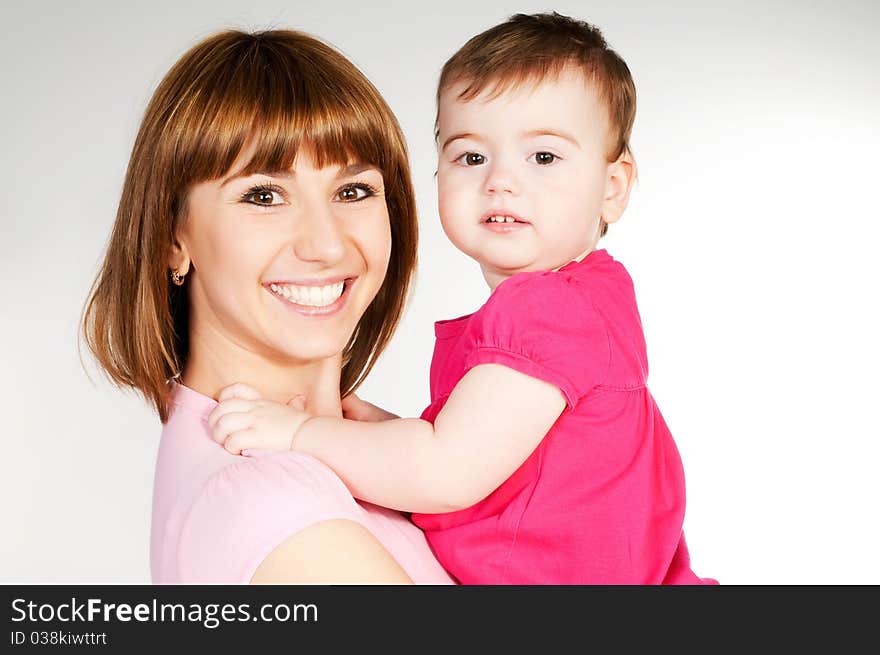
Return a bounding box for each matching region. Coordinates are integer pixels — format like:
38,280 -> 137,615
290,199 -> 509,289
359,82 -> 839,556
2,0 -> 878,584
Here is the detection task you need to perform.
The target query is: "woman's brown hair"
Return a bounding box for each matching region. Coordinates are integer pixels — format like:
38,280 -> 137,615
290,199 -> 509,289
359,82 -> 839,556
82,29 -> 418,423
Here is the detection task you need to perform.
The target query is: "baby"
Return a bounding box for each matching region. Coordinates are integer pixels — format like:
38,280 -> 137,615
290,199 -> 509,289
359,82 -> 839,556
210,12 -> 715,584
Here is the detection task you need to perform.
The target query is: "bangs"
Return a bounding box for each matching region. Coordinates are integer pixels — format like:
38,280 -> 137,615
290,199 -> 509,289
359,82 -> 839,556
167,32 -> 394,188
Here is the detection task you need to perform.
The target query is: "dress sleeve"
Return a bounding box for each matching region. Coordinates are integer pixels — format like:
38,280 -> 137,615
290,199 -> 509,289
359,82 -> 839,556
465,272 -> 610,408
177,451 -> 364,583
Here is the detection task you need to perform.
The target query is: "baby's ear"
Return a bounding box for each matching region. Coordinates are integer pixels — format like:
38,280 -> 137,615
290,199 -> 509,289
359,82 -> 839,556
601,151 -> 637,225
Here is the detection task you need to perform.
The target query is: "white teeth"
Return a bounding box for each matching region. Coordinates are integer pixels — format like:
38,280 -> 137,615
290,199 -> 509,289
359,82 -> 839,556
270,281 -> 345,307
487,215 -> 517,223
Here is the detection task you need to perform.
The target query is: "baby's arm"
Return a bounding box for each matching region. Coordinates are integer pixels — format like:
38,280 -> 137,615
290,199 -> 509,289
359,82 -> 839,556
305,364 -> 565,513
208,386 -> 400,455
212,365 -> 565,514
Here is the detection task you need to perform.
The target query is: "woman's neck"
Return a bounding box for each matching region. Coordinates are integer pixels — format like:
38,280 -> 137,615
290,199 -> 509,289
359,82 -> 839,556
181,331 -> 344,419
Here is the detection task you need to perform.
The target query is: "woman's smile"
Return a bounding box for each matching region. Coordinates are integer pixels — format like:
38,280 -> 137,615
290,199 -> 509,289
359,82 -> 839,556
266,276 -> 357,317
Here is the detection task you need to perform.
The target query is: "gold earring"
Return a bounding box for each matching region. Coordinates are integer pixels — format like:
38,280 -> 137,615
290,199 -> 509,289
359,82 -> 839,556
171,269 -> 184,286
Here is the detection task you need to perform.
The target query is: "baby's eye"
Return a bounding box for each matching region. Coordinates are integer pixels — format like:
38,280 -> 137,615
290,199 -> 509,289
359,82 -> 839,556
242,186 -> 285,206
529,152 -> 558,165
456,152 -> 486,166
335,184 -> 376,202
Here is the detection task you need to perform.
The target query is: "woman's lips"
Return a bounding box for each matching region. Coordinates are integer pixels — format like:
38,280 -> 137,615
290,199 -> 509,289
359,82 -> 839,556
264,277 -> 356,317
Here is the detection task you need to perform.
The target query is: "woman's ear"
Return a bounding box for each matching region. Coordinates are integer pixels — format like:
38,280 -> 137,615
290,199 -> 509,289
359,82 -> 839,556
168,235 -> 191,279
600,151 -> 636,225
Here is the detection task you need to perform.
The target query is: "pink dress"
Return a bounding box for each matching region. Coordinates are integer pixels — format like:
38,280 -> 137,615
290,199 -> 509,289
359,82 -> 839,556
151,383 -> 454,584
412,249 -> 715,584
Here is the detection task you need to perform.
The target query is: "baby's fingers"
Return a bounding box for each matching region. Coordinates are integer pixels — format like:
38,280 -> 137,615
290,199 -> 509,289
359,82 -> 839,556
222,429 -> 258,456
207,398 -> 256,433
218,382 -> 262,403
210,412 -> 253,444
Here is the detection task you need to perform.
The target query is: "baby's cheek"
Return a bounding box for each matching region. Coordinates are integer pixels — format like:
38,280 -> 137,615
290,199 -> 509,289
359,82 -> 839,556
437,186 -> 458,221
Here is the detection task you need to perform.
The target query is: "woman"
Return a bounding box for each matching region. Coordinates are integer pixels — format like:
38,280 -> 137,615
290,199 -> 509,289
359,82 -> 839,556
82,29 -> 453,584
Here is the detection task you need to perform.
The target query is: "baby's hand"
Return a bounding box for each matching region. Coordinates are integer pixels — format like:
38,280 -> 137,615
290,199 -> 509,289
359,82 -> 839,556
208,383 -> 311,456
341,392 -> 399,422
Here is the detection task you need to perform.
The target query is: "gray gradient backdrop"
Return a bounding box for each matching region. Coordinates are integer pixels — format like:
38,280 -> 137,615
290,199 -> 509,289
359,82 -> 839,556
2,0 -> 878,583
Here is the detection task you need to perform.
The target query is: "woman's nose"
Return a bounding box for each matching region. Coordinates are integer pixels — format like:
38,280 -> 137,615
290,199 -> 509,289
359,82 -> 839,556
292,201 -> 346,264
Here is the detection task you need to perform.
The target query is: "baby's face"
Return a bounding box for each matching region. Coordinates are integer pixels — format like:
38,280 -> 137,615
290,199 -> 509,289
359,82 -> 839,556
437,68 -> 623,289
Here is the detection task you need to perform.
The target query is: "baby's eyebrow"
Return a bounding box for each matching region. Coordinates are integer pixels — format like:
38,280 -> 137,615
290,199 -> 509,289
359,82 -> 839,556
522,129 -> 580,147
440,132 -> 481,151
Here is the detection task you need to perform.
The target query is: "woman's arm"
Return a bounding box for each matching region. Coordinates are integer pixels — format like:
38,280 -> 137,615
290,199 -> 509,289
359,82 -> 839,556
251,519 -> 413,584
293,364 -> 566,513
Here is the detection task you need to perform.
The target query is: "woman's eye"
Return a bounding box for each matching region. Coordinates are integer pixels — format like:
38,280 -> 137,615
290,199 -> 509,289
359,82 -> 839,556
530,152 -> 557,165
457,152 -> 486,166
336,184 -> 374,202
242,187 -> 284,206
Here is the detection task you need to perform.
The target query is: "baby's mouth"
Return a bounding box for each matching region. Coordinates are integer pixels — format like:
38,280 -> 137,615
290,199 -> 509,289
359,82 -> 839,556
484,214 -> 529,224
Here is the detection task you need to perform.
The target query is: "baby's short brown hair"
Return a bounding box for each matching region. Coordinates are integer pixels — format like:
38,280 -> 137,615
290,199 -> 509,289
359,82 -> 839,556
437,12 -> 636,163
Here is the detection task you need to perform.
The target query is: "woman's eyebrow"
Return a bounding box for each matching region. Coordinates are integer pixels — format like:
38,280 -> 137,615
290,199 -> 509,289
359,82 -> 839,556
220,169 -> 292,188
339,162 -> 380,177
220,164 -> 378,187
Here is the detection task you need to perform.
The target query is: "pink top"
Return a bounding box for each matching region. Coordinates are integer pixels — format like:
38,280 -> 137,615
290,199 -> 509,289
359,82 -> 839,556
412,249 -> 715,584
151,383 -> 454,584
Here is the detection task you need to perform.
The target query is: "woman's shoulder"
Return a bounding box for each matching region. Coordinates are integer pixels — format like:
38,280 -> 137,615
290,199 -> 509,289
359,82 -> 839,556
199,450 -> 361,514
174,452 -> 364,583
157,384 -> 360,510
152,397 -> 366,583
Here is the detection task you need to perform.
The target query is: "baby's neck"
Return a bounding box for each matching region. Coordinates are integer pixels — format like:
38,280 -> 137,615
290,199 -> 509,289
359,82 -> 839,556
562,246 -> 594,267
481,247 -> 596,291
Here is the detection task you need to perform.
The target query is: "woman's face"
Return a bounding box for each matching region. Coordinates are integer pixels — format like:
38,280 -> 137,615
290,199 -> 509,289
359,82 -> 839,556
174,147 -> 392,367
